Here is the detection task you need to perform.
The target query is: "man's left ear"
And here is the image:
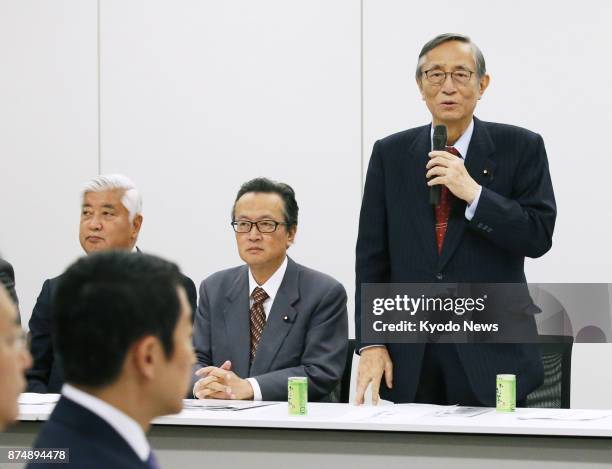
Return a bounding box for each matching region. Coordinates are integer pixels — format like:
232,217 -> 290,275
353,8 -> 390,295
132,214 -> 143,239
286,225 -> 297,248
478,74 -> 490,98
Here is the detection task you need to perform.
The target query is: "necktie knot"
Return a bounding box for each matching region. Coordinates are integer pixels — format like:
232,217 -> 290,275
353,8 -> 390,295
251,286 -> 269,304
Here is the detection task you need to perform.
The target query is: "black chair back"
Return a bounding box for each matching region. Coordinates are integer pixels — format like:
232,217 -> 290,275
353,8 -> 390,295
526,335 -> 573,408
339,339 -> 356,403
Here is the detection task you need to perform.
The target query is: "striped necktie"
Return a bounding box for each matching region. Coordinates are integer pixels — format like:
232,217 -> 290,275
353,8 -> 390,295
434,146 -> 461,254
249,286 -> 269,362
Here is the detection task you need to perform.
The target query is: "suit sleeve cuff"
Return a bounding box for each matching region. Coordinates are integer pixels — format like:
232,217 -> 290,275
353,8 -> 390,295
464,185 -> 482,221
247,377 -> 262,401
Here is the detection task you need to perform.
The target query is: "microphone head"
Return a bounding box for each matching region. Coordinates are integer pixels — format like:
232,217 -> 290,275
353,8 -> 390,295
432,125 -> 447,151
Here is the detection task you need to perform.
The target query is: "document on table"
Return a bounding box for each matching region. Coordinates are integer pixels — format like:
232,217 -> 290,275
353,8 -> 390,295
337,403 -> 494,423
517,410 -> 612,421
183,399 -> 280,411
431,406 -> 493,418
337,403 -> 446,423
18,393 -> 60,405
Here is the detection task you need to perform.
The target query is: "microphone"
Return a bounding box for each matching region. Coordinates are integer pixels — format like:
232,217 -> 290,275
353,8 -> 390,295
429,125 -> 447,205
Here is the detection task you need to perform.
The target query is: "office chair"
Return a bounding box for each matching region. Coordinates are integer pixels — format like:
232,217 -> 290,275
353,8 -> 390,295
339,339 -> 356,403
525,335 -> 573,408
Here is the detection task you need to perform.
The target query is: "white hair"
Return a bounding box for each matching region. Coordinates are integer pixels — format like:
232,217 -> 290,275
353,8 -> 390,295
81,174 -> 143,222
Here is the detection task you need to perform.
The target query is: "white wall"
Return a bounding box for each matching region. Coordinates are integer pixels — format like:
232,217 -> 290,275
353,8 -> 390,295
2,0 -> 611,408
97,0 -> 361,310
0,0 -> 98,320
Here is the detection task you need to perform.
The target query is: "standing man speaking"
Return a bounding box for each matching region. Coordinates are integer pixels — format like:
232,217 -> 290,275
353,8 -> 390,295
355,34 -> 556,406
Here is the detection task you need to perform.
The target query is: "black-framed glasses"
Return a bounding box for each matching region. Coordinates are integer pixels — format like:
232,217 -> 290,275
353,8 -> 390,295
422,68 -> 474,85
231,220 -> 287,233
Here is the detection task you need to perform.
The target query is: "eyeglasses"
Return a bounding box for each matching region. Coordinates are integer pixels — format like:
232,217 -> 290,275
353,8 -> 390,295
231,220 -> 287,233
422,68 -> 474,86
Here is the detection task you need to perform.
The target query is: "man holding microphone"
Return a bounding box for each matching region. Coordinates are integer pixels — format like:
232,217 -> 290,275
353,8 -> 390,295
355,33 -> 556,406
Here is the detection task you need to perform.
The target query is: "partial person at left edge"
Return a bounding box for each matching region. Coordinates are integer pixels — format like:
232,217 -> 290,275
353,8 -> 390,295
26,174 -> 197,393
0,284 -> 32,431
0,256 -> 21,325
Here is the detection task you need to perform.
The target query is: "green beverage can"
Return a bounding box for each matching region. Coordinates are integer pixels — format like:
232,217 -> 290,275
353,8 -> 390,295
288,377 -> 308,416
496,374 -> 516,412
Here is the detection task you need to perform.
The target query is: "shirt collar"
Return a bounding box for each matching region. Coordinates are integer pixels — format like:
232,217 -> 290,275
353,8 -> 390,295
429,118 -> 474,159
62,384 -> 150,462
248,256 -> 288,301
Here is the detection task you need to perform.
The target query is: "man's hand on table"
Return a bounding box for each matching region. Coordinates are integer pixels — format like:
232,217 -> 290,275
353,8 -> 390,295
355,346 -> 393,406
193,360 -> 254,400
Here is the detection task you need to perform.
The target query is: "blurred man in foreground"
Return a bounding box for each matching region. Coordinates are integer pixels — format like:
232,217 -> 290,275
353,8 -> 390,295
30,251 -> 195,468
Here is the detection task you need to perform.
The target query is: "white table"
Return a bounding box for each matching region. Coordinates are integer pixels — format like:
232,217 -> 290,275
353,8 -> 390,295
2,398 -> 612,468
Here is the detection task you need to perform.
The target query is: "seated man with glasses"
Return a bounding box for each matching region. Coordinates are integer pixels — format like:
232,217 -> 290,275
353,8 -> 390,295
192,177 -> 348,401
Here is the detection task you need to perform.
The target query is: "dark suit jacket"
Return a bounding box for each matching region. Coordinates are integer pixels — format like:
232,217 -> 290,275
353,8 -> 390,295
0,258 -> 20,325
26,270 -> 197,393
28,396 -> 150,469
355,117 -> 556,405
193,257 -> 348,401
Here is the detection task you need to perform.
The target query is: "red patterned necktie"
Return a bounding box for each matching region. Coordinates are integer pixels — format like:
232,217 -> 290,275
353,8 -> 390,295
249,286 -> 269,362
434,146 -> 461,254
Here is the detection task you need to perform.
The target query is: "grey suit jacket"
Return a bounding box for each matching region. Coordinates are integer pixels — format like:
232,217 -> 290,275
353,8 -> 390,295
193,257 -> 348,401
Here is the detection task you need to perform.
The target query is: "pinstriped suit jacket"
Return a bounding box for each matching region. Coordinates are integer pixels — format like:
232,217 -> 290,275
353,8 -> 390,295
355,117 -> 556,405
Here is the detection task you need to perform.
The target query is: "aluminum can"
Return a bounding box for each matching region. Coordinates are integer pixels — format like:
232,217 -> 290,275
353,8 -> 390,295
496,374 -> 516,412
288,377 -> 308,416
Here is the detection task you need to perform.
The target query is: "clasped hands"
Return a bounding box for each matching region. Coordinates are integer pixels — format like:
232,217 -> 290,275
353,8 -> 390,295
426,150 -> 480,204
193,360 -> 254,400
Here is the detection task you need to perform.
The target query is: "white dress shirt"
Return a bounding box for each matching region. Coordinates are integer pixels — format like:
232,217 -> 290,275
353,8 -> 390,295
62,384 -> 150,462
246,256 -> 289,400
429,118 -> 481,220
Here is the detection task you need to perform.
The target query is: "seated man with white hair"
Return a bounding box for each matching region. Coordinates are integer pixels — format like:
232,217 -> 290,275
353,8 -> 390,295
26,174 -> 197,393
